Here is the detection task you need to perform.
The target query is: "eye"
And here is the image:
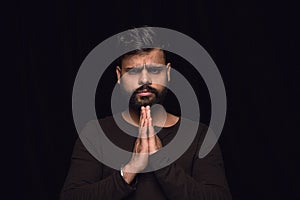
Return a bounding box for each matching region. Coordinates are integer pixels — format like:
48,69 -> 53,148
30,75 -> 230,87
127,67 -> 141,75
148,67 -> 163,74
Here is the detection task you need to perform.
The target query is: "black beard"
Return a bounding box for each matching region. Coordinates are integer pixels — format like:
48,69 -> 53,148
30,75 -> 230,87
129,85 -> 168,110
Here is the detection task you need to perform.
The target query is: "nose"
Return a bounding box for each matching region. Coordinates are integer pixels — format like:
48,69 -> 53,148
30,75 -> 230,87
138,68 -> 152,85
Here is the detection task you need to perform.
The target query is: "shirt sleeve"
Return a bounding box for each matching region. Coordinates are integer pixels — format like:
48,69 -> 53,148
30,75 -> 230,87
152,126 -> 232,200
60,138 -> 136,200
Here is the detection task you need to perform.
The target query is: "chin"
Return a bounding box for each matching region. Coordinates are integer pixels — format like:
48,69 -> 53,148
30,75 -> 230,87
129,98 -> 157,110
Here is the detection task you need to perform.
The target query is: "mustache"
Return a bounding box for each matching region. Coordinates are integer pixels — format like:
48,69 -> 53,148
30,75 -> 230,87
133,85 -> 158,95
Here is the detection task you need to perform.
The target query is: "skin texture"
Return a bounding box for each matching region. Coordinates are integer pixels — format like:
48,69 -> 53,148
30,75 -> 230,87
115,49 -> 179,184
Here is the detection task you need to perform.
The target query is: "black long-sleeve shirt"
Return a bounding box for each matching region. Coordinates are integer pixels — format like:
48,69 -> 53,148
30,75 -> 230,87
60,114 -> 232,200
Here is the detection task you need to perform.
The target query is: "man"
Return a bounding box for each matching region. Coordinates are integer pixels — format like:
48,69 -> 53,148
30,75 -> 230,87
60,27 -> 232,199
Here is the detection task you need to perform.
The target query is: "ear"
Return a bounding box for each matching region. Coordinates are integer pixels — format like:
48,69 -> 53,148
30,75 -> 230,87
116,66 -> 121,84
166,63 -> 171,82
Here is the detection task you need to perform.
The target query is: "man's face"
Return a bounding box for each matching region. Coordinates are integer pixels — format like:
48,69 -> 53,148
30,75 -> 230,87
116,49 -> 171,109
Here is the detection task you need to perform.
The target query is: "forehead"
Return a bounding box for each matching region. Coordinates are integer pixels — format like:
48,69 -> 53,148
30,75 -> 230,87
121,49 -> 165,68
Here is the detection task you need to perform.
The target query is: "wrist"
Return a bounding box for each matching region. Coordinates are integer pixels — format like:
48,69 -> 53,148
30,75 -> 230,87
121,164 -> 137,184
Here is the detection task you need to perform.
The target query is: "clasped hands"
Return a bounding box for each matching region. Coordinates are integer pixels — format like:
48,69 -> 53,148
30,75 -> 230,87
121,105 -> 162,184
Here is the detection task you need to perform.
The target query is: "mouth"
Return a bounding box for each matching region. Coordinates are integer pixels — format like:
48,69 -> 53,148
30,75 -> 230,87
136,89 -> 153,97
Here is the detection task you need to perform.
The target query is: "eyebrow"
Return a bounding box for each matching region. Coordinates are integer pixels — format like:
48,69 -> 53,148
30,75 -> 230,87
124,64 -> 165,69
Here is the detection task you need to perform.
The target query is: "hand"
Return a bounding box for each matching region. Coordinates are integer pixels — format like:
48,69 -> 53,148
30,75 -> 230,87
145,106 -> 162,155
122,106 -> 162,184
121,106 -> 149,184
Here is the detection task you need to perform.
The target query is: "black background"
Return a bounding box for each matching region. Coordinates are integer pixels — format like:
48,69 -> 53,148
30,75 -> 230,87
21,0 -> 300,199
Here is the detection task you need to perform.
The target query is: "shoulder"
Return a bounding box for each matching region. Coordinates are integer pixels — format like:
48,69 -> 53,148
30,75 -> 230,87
180,119 -> 221,159
179,117 -> 208,135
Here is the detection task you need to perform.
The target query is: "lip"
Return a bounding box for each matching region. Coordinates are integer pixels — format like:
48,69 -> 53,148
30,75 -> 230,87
137,90 -> 153,96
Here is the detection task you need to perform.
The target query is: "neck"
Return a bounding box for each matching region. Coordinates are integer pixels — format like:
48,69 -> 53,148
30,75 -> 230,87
126,106 -> 140,126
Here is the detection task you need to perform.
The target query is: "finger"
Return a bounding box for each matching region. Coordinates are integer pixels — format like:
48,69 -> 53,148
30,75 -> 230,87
139,106 -> 145,124
148,117 -> 155,149
139,107 -> 146,131
134,107 -> 148,154
136,127 -> 148,154
138,118 -> 146,136
146,105 -> 150,119
133,139 -> 140,152
145,106 -> 151,136
139,120 -> 148,143
140,117 -> 146,128
148,117 -> 155,137
138,106 -> 146,134
140,130 -> 148,152
138,107 -> 148,141
149,118 -> 162,154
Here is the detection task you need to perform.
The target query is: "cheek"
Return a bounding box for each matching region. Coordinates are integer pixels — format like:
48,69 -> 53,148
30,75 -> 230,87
151,75 -> 168,87
120,77 -> 138,91
152,77 -> 168,91
153,85 -> 166,93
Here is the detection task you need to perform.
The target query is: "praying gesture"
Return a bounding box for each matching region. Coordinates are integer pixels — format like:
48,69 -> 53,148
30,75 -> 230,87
121,105 -> 162,184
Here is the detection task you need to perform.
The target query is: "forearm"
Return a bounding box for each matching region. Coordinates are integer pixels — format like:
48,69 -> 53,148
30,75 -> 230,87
60,138 -> 136,200
150,138 -> 232,200
154,163 -> 232,200
60,171 -> 136,200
